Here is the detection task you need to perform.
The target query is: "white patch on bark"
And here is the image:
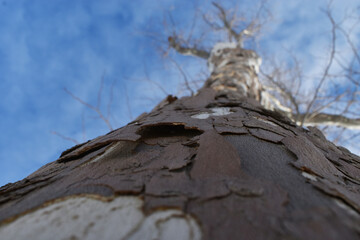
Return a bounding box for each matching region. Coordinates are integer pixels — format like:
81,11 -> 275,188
208,42 -> 237,72
190,112 -> 211,119
260,91 -> 292,113
126,210 -> 202,240
237,82 -> 248,94
253,116 -> 279,127
217,59 -> 230,69
246,56 -> 262,74
0,196 -> 202,240
191,107 -> 232,119
211,42 -> 237,57
211,107 -> 232,116
334,199 -> 359,218
301,172 -> 318,181
207,62 -> 215,74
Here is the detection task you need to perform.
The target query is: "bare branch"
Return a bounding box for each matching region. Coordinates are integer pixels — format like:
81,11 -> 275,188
64,88 -> 113,131
301,113 -> 360,129
64,88 -> 96,111
107,78 -> 116,119
212,2 -> 241,42
81,112 -> 86,142
306,92 -> 346,121
202,14 -> 223,31
51,131 -> 79,145
143,64 -> 169,96
167,36 -> 210,59
300,5 -> 337,126
97,72 -> 106,108
168,57 -> 195,96
342,130 -> 360,146
332,127 -> 346,144
123,84 -> 133,120
261,69 -> 300,115
209,1 -> 269,47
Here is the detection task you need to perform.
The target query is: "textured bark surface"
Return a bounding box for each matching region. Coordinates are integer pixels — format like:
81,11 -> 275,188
1,43 -> 360,239
207,43 -> 263,102
0,86 -> 360,239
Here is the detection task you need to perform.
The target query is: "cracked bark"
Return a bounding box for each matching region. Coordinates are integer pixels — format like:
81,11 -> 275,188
1,44 -> 360,239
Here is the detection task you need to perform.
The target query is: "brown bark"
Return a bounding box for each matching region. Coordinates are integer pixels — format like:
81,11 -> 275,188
1,87 -> 360,239
1,46 -> 360,239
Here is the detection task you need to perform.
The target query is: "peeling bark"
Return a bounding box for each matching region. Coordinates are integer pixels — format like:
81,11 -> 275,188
1,40 -> 360,239
1,86 -> 360,239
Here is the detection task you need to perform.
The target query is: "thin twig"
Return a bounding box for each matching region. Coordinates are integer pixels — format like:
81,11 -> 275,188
123,84 -> 133,120
64,88 -> 113,131
107,78 -> 116,119
97,71 -> 106,108
168,57 -> 194,96
301,6 -> 337,125
51,131 -> 79,145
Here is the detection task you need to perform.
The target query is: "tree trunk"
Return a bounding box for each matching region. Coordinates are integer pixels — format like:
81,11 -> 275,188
0,45 -> 359,240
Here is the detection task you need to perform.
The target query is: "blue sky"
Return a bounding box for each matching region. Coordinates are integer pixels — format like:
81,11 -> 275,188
0,0 -> 359,187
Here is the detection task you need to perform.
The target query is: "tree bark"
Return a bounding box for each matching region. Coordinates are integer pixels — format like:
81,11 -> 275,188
0,46 -> 360,240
